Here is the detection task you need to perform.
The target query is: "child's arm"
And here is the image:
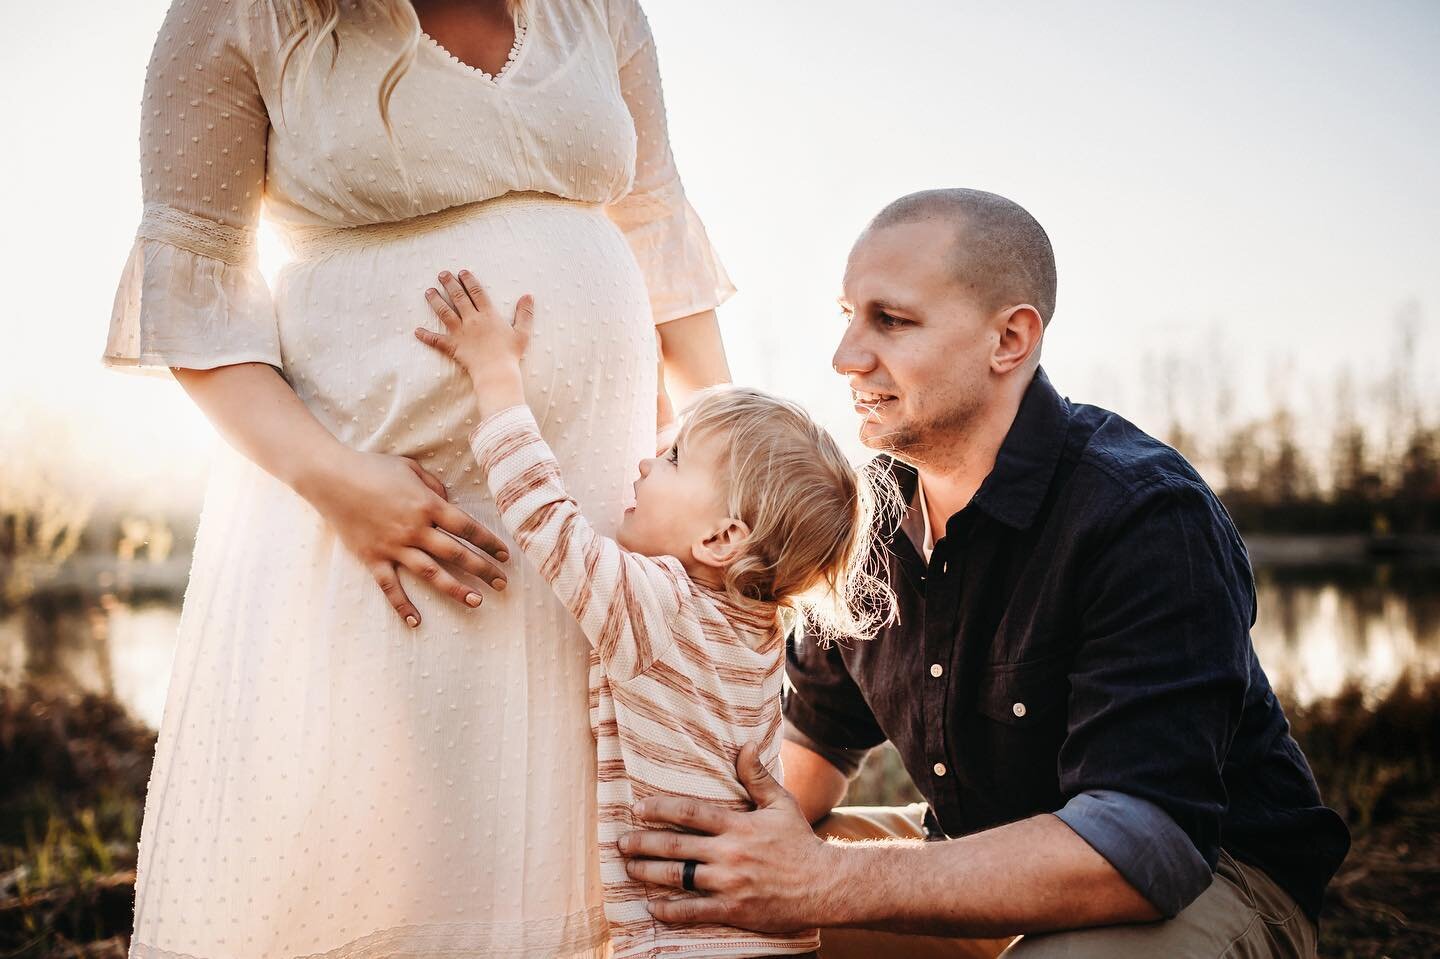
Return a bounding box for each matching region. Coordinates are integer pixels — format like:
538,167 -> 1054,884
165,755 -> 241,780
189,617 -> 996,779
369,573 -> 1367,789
470,405 -> 688,681
417,270 -> 689,681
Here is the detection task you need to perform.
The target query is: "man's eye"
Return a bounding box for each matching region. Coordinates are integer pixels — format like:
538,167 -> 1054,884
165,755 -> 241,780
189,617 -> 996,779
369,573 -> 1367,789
877,311 -> 905,328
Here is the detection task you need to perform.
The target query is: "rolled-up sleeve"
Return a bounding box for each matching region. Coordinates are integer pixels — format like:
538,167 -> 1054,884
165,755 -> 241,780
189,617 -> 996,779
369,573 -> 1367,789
1059,477 -> 1254,916
1054,790 -> 1214,917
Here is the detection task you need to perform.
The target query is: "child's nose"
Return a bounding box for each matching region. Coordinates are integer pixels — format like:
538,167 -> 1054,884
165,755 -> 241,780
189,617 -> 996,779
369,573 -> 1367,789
638,458 -> 652,478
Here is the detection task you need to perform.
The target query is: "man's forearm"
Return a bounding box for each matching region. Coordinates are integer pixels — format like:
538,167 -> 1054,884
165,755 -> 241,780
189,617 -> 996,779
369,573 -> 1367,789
818,813 -> 1161,937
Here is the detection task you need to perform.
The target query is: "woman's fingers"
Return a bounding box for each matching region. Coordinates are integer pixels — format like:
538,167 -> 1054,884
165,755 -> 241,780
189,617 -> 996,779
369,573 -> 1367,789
432,501 -> 511,563
371,561 -> 422,628
406,459 -> 451,502
420,527 -> 508,591
396,546 -> 487,609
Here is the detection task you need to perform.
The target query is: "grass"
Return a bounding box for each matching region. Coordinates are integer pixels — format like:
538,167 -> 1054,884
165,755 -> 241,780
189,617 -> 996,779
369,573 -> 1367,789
1,678 -> 1437,957
0,685 -> 151,957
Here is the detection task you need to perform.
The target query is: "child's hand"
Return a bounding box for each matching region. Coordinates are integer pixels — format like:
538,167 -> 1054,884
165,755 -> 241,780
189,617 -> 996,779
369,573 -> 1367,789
416,269 -> 534,381
417,270 -> 534,418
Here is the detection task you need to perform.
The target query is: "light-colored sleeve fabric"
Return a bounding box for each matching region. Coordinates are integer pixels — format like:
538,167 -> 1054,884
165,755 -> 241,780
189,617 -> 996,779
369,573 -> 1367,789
104,0 -> 281,376
470,405 -> 690,682
603,0 -> 735,326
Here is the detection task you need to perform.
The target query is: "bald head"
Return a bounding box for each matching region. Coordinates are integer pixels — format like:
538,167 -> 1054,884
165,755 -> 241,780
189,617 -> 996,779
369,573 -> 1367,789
866,189 -> 1057,326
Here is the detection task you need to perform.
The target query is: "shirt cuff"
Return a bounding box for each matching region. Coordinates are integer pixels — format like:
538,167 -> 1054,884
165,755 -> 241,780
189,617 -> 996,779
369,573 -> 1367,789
1053,790 -> 1214,918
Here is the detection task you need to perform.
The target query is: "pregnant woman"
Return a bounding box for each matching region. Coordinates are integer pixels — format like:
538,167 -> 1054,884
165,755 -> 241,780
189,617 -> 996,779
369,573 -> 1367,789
103,1 -> 733,956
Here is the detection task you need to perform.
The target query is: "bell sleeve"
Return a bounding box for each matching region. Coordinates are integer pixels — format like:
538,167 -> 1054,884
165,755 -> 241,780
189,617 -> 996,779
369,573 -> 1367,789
604,0 -> 736,326
103,0 -> 280,376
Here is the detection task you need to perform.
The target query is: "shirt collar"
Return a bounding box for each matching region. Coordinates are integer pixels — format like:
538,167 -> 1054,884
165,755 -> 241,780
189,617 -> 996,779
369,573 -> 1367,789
881,366 -> 1072,537
969,366 -> 1071,530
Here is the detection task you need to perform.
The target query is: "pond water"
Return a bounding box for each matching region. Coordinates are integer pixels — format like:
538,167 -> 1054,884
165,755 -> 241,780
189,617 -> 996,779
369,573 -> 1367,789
2,563 -> 1437,730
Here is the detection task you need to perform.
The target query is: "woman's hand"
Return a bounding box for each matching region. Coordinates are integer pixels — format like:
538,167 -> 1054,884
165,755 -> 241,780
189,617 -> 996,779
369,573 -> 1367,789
299,446 -> 512,628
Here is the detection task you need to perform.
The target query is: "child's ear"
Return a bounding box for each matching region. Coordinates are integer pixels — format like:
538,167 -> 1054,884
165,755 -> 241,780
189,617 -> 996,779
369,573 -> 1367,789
691,518 -> 751,569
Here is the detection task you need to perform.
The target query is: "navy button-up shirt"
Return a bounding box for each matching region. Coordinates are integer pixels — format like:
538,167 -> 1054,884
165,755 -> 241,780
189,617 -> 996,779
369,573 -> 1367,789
784,368 -> 1350,921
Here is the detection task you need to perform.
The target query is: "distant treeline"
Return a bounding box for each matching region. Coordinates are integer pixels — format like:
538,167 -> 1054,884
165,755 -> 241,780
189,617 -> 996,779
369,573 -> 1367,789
1145,314 -> 1438,535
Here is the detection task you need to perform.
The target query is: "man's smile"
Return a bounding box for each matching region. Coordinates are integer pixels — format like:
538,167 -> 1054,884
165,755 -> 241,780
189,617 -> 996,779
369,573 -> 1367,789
852,388 -> 897,415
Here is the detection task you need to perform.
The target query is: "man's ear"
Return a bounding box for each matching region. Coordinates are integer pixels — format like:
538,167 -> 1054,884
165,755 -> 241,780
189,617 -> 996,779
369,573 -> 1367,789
691,518 -> 752,569
991,304 -> 1044,374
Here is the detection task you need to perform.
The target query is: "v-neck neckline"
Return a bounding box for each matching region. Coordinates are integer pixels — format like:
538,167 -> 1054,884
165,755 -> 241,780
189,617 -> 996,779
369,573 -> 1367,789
419,9 -> 530,87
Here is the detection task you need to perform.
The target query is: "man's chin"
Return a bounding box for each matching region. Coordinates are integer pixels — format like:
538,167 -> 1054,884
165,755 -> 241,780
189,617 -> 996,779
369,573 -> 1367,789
856,415 -> 899,449
856,417 -> 918,459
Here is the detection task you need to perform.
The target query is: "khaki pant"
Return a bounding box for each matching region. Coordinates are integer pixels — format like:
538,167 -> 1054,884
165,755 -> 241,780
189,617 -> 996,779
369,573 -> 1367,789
813,805 -> 1318,959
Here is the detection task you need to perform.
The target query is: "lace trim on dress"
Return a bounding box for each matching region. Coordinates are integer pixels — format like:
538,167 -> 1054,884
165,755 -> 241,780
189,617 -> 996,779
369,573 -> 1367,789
421,10 -> 529,85
131,908 -> 609,959
135,203 -> 257,267
283,191 -> 604,260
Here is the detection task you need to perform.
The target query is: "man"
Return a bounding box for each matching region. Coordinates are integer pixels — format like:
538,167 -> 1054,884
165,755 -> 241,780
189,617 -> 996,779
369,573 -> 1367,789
617,189 -> 1350,957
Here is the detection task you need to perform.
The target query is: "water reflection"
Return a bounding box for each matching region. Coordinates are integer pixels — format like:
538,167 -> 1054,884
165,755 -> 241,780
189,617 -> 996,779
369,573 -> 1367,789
1,596 -> 178,729
2,565 -> 1436,729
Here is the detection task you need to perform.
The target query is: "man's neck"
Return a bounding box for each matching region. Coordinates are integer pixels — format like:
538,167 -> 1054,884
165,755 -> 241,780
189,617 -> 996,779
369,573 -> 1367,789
909,375 -> 1031,546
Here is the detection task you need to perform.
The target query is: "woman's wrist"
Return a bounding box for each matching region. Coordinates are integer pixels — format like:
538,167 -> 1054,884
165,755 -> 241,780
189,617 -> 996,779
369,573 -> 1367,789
288,438 -> 358,506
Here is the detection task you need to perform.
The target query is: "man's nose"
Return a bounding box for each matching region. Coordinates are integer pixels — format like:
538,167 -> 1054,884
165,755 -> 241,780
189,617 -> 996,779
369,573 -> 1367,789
832,324 -> 873,376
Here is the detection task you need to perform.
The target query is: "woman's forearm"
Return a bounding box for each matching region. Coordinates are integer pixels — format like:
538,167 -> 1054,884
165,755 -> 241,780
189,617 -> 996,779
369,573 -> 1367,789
171,362 -> 348,497
171,361 -> 512,623
657,310 -> 731,412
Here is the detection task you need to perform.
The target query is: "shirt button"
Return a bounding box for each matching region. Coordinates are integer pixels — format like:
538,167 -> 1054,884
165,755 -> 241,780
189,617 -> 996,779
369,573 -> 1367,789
930,663 -> 944,678
1012,702 -> 1027,718
933,762 -> 947,777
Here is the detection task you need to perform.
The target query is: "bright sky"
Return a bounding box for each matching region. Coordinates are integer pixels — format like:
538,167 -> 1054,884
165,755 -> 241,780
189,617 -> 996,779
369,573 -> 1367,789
3,0 -> 1437,511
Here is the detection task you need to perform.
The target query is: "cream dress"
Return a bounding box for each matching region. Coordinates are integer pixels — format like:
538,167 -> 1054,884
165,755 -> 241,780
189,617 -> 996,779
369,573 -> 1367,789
103,1 -> 732,957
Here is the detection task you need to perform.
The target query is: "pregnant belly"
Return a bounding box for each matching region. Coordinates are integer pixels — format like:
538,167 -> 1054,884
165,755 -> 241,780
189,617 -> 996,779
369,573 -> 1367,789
271,194 -> 655,470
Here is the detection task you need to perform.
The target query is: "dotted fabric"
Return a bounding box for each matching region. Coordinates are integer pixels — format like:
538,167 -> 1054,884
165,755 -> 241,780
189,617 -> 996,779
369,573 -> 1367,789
106,1 -> 733,957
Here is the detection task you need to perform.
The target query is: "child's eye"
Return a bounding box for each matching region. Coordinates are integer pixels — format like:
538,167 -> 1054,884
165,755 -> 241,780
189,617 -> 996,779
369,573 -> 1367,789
666,444 -> 679,464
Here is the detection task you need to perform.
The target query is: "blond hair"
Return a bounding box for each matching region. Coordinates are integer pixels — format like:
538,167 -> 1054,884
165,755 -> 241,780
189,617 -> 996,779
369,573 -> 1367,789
676,386 -> 900,646
275,1 -> 525,137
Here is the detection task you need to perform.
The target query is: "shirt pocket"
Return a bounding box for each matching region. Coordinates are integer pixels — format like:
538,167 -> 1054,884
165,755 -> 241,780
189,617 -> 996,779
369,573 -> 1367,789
962,654 -> 1071,825
975,654 -> 1071,727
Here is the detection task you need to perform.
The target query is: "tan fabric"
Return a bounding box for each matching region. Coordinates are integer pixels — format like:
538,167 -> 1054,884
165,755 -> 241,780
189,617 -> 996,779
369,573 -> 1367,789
1004,851 -> 1317,959
813,807 -> 1318,959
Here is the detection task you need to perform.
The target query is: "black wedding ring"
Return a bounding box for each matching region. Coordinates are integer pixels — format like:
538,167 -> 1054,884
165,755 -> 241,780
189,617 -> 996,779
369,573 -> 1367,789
681,859 -> 699,892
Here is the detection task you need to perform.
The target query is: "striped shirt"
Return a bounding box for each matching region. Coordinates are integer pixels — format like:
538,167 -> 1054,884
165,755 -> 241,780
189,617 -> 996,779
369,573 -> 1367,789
471,406 -> 821,959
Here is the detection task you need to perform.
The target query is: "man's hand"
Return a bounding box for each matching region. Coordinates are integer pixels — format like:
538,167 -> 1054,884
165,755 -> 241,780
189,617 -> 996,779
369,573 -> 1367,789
619,743 -> 836,932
